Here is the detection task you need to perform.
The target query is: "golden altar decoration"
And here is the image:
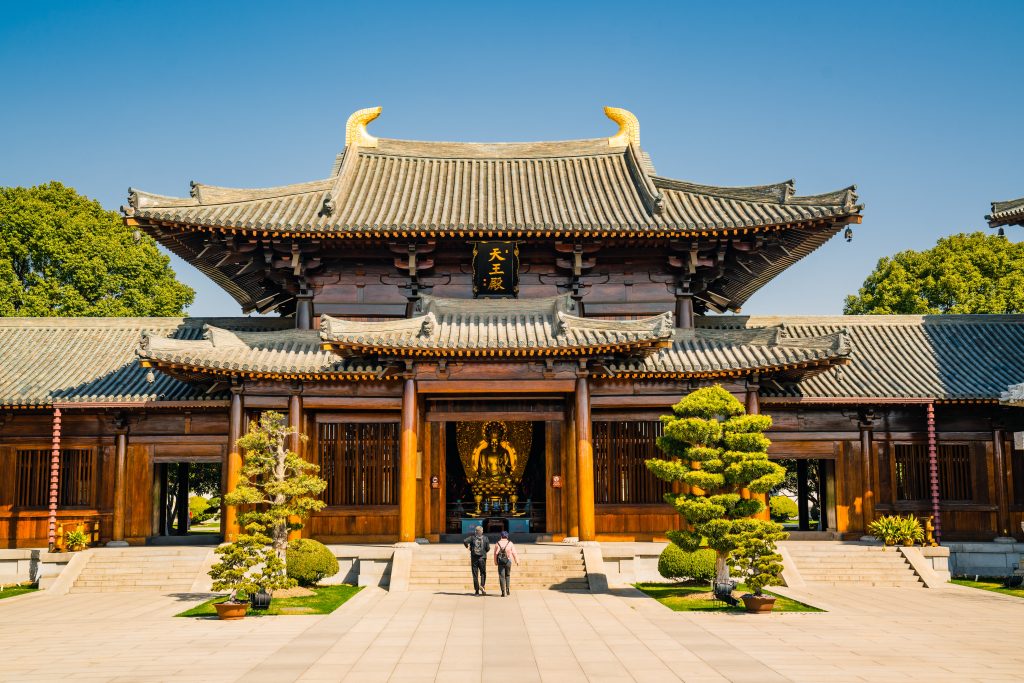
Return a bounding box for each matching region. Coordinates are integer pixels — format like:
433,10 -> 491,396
456,421 -> 532,516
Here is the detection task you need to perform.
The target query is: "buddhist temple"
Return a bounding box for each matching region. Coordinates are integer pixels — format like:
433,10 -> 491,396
2,107 -> 1023,550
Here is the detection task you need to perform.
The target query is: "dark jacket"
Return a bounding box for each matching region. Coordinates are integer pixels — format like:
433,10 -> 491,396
464,533 -> 491,557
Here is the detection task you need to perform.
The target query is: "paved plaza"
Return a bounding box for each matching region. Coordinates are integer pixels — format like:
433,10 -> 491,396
1,583 -> 1022,683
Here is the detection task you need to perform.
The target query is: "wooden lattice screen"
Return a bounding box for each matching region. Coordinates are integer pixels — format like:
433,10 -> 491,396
317,422 -> 399,506
59,449 -> 94,507
937,444 -> 973,502
593,421 -> 670,504
15,449 -> 49,509
894,444 -> 930,502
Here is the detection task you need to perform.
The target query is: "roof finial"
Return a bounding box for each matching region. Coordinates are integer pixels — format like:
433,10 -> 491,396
604,106 -> 640,147
345,106 -> 382,147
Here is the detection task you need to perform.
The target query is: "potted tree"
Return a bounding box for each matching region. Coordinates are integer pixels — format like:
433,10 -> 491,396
208,411 -> 327,619
645,385 -> 788,608
731,519 -> 787,612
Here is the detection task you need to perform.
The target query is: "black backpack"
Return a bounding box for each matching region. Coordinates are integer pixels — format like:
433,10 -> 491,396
497,541 -> 511,564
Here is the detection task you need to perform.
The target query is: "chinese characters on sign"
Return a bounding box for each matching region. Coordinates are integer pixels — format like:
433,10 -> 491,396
472,241 -> 519,298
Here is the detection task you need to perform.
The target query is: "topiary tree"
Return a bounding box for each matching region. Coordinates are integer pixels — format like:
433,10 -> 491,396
210,411 -> 328,597
729,519 -> 787,596
287,539 -> 340,587
646,385 -> 788,588
769,495 -> 798,523
657,544 -> 716,582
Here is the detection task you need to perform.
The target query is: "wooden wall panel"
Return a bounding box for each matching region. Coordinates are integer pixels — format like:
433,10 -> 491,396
124,444 -> 152,542
595,504 -> 679,541
308,507 -> 398,542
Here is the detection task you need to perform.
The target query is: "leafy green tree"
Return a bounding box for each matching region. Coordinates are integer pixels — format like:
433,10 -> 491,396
844,232 -> 1024,314
0,182 -> 194,316
729,521 -> 787,596
646,385 -> 787,586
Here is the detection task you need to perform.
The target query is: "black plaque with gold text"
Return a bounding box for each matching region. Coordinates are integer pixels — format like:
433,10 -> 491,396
472,241 -> 519,298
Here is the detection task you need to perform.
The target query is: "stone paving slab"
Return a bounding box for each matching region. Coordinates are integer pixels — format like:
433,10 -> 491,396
1,581 -> 1023,682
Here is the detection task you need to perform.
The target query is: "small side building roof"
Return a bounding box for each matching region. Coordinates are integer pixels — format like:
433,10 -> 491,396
987,196 -> 1024,228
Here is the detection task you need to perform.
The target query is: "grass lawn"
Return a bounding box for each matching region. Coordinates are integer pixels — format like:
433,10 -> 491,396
951,578 -> 1024,599
0,584 -> 38,600
635,582 -> 823,613
176,584 -> 362,617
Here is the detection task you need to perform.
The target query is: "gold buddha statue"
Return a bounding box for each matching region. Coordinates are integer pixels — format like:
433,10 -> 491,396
467,421 -> 522,516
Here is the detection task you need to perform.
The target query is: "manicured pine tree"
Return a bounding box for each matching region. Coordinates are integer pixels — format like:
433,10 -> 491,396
209,411 -> 327,598
646,385 -> 787,586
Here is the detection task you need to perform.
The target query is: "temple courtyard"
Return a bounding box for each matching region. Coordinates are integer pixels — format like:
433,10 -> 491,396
1,584 -> 1022,682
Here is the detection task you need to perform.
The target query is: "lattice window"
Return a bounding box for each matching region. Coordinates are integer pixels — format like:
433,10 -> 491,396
14,448 -> 95,509
15,450 -> 49,509
894,444 -> 929,502
59,449 -> 94,507
593,421 -> 670,504
937,444 -> 973,502
317,422 -> 399,506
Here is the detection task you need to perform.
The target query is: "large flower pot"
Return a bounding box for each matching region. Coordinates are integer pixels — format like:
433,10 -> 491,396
741,594 -> 776,614
214,601 -> 248,620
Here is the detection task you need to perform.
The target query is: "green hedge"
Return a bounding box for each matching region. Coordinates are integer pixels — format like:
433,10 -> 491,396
658,544 -> 715,582
769,495 -> 798,522
287,539 -> 340,587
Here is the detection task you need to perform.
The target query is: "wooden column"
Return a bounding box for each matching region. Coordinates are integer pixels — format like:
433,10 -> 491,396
295,295 -> 313,330
575,376 -> 596,542
796,459 -> 810,531
745,380 -> 769,521
817,458 -> 829,531
926,403 -> 942,543
675,295 -> 694,330
176,462 -> 190,534
109,419 -> 129,546
858,412 -> 875,531
158,464 -> 169,536
288,392 -> 303,541
993,429 -> 1012,538
47,408 -> 62,551
223,388 -> 244,541
398,377 -> 418,543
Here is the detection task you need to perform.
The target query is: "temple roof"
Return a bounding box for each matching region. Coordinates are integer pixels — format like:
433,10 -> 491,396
0,317 -> 292,407
4,313 -> 1024,406
605,326 -> 850,379
711,314 -> 1024,401
987,196 -> 1024,228
139,326 -> 384,379
320,295 -> 675,356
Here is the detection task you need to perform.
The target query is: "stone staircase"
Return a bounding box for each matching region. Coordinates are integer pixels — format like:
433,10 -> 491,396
408,543 -> 589,592
783,541 -> 924,588
70,547 -> 211,593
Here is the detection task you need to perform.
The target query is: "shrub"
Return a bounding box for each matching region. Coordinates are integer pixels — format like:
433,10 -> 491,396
189,496 -> 212,523
287,539 -> 339,587
769,496 -> 798,522
658,544 -> 716,582
64,529 -> 88,551
868,515 -> 924,546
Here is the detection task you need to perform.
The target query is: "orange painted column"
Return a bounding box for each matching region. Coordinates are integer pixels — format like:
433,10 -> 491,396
575,376 -> 596,542
398,377 -> 418,543
859,413 -> 875,532
223,388 -> 243,541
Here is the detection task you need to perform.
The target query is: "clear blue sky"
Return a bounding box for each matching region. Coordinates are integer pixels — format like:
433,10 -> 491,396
1,0 -> 1022,317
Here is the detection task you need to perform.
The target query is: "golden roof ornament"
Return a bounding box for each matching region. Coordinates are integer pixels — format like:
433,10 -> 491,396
345,106 -> 382,147
604,106 -> 640,147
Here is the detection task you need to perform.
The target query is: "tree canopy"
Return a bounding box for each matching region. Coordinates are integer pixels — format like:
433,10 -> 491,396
0,182 -> 194,316
844,232 -> 1024,314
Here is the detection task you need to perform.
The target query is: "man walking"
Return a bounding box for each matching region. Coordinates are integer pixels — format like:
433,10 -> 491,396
463,525 -> 490,595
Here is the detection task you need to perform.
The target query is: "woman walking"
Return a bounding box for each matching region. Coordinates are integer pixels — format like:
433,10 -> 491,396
494,530 -> 519,597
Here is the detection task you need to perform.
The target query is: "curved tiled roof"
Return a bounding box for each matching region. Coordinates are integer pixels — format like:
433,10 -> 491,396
126,136 -> 860,236
706,314 -> 1024,401
320,294 -> 675,356
987,196 -> 1024,228
0,317 -> 292,407
606,326 -> 850,378
139,325 -> 385,378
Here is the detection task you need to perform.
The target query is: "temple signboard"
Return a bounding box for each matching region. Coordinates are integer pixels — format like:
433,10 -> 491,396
472,241 -> 519,298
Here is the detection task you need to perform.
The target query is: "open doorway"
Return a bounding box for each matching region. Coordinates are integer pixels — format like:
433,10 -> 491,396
771,458 -> 835,532
444,420 -> 547,537
153,461 -> 222,542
